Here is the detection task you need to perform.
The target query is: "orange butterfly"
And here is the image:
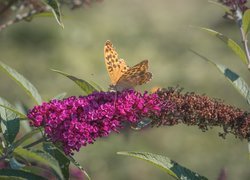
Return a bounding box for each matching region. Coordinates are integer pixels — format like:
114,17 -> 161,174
104,40 -> 152,91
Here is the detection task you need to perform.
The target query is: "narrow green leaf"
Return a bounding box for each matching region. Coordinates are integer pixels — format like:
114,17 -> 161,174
15,102 -> 29,115
15,102 -> 32,133
52,92 -> 67,100
19,120 -> 32,134
0,61 -> 42,105
216,65 -> 250,103
248,139 -> 250,159
118,152 -> 208,180
242,9 -> 250,35
0,104 -> 26,119
208,0 -> 231,13
0,97 -> 20,145
53,146 -> 91,180
9,157 -> 25,169
12,129 -> 41,149
132,118 -> 152,130
42,0 -> 64,28
0,169 -> 46,180
67,155 -> 91,180
51,69 -> 99,95
196,27 -> 248,65
21,165 -> 52,177
88,80 -> 104,91
0,176 -> 24,180
190,50 -> 250,104
33,12 -> 54,18
0,143 -> 4,154
14,148 -> 64,180
43,142 -> 70,180
0,115 -> 20,145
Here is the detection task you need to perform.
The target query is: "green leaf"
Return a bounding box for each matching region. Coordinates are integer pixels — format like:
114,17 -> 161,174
88,80 -> 103,91
15,102 -> 32,133
53,146 -> 91,180
1,117 -> 20,146
67,155 -> 91,180
52,92 -> 67,100
196,27 -> 248,65
117,152 -> 208,180
0,97 -> 20,145
33,11 -> 55,18
51,69 -> 99,95
14,148 -> 64,180
190,50 -> 250,104
216,65 -> 250,103
12,129 -> 41,149
43,142 -> 70,180
242,9 -> 250,35
21,165 -> 52,177
0,61 -> 42,105
132,117 -> 152,130
15,102 -> 29,115
208,0 -> 231,14
0,176 -> 24,180
42,0 -> 64,28
0,143 -> 4,154
0,103 -> 26,119
9,157 -> 25,169
0,169 -> 46,180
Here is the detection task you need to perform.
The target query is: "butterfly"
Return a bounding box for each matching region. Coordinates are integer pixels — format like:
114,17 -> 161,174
104,40 -> 152,91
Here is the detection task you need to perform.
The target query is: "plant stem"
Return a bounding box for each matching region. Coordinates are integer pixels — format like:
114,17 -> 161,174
240,26 -> 250,69
23,137 -> 44,149
248,138 -> 250,159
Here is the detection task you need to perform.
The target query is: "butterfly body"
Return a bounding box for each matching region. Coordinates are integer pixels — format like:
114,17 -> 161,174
104,40 -> 152,91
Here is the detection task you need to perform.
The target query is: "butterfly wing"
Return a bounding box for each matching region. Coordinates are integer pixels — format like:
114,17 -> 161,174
116,60 -> 152,90
104,40 -> 129,85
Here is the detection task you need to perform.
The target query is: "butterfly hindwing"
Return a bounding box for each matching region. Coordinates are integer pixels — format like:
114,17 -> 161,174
116,60 -> 152,89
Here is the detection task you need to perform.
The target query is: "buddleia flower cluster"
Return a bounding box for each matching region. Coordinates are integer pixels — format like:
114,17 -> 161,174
28,88 -> 250,155
28,90 -> 165,155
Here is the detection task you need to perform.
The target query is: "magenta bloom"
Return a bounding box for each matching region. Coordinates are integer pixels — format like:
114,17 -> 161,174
27,90 -> 164,155
28,88 -> 250,155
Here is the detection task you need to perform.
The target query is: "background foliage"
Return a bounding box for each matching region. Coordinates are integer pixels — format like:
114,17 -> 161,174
0,0 -> 250,179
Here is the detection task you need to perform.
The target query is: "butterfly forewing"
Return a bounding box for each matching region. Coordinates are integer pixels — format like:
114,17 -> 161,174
104,40 -> 129,85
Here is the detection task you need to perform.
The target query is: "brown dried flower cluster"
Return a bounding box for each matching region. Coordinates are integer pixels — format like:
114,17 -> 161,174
154,87 -> 250,140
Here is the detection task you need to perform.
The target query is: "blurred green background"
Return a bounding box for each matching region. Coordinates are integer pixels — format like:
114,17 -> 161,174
1,0 -> 250,179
